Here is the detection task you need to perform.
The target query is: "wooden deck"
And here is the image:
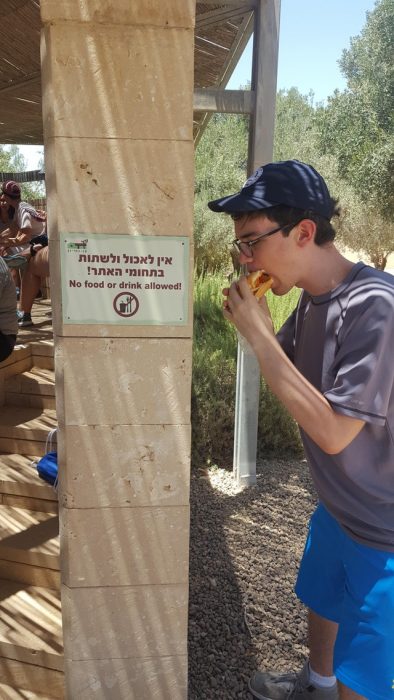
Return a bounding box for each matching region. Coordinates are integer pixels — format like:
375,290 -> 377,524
15,300 -> 53,347
0,297 -> 64,698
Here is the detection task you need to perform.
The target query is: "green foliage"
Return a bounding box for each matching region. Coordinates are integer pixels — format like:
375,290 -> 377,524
193,1 -> 393,271
194,114 -> 248,273
194,89 -> 326,274
195,113 -> 249,196
318,0 -> 394,225
193,195 -> 235,275
0,145 -> 44,201
333,177 -> 394,269
0,146 -> 13,171
190,1 -> 394,470
191,272 -> 303,467
339,0 -> 394,133
273,88 -> 321,163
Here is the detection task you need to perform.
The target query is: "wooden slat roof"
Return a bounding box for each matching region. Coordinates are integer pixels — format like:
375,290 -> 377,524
0,168 -> 45,182
0,0 -> 253,145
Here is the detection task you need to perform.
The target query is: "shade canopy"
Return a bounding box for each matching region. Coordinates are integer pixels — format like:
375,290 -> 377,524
0,0 -> 254,145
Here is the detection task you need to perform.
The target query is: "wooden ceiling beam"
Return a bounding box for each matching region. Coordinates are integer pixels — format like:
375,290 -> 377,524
196,5 -> 254,28
194,88 -> 253,113
197,0 -> 257,6
0,71 -> 40,96
194,11 -> 254,144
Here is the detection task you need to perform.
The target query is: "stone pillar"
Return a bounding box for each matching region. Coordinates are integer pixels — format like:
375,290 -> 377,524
40,2 -> 195,698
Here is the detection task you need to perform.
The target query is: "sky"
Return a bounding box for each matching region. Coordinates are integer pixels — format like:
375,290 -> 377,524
16,0 -> 376,170
228,0 -> 376,98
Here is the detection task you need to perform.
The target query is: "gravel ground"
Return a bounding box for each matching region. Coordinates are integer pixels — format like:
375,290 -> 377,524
188,457 -> 318,699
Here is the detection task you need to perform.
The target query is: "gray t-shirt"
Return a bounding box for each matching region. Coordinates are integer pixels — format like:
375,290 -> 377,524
6,201 -> 46,255
277,262 -> 394,550
0,257 -> 18,336
12,201 -> 46,237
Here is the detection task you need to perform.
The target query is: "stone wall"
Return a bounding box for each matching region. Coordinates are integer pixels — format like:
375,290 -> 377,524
40,2 -> 195,697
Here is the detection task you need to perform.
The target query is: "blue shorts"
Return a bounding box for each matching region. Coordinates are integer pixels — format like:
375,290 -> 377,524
295,504 -> 394,700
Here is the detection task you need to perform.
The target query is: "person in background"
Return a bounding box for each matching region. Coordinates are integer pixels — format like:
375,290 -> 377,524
0,195 -> 11,232
0,181 -> 48,326
0,256 -> 18,362
0,179 -> 46,275
17,246 -> 49,327
208,160 -> 394,700
0,180 -> 46,254
0,191 -> 24,298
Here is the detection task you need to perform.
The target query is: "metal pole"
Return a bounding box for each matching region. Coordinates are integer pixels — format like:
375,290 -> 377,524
233,0 -> 281,486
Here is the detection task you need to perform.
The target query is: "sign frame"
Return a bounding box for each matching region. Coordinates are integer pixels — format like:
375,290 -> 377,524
60,233 -> 190,326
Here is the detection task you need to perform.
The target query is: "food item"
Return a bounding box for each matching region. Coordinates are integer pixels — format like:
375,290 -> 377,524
246,270 -> 273,299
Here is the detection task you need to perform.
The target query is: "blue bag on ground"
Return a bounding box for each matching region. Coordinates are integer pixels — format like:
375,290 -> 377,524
36,451 -> 58,486
34,429 -> 58,490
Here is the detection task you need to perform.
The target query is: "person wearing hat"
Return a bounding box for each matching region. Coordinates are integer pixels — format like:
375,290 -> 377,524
0,180 -> 48,326
208,160 -> 394,700
0,180 -> 47,255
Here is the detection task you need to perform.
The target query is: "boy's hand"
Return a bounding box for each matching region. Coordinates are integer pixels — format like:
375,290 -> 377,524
222,276 -> 274,348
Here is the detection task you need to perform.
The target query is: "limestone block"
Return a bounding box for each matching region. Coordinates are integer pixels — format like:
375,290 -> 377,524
59,424 -> 190,508
41,24 -> 193,140
53,319 -> 194,339
64,655 -> 187,700
62,583 -> 188,659
54,337 -> 192,426
40,0 -> 195,28
60,506 -> 189,586
44,137 -> 194,236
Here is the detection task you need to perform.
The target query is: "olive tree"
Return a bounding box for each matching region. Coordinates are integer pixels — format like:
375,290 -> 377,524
317,0 -> 394,267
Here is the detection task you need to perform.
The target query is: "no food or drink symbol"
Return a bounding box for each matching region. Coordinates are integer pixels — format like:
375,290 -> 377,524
113,292 -> 139,318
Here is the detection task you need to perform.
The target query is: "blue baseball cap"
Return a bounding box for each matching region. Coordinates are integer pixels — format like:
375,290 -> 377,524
207,160 -> 334,220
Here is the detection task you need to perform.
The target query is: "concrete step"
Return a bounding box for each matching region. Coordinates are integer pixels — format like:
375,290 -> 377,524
29,340 -> 54,356
0,581 -> 64,697
0,346 -> 31,372
0,454 -> 57,504
0,661 -> 64,698
15,302 -> 53,347
0,341 -> 54,376
0,581 -> 63,669
0,350 -> 32,381
5,368 -> 55,409
0,408 -> 57,456
0,505 -> 59,571
4,394 -> 56,410
0,560 -> 60,590
0,683 -> 61,699
30,340 -> 54,372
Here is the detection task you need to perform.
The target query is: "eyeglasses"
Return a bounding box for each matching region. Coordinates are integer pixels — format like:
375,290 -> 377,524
232,221 -> 300,259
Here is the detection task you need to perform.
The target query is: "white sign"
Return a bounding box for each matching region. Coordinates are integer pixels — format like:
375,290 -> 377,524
60,233 -> 189,325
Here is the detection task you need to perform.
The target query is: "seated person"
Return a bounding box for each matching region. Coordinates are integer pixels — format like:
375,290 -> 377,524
0,195 -> 22,293
0,181 -> 47,299
0,180 -> 47,257
18,247 -> 50,327
0,196 -> 10,232
0,257 -> 18,361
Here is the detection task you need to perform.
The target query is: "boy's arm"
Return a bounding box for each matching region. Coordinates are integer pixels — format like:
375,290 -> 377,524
14,228 -> 34,244
0,228 -> 17,255
251,332 -> 364,454
224,279 -> 365,455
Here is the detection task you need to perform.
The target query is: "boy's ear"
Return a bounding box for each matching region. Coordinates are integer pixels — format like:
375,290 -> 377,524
295,219 -> 316,247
